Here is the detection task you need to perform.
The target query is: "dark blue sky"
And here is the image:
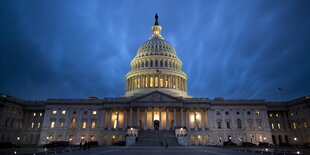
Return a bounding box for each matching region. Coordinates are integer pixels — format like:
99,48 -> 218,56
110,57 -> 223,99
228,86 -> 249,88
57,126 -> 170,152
1,0 -> 309,101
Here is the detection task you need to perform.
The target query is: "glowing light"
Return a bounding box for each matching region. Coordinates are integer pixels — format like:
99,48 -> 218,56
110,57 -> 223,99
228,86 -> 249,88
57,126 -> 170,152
263,137 -> 266,140
154,113 -> 159,120
130,128 -> 133,130
180,128 -> 183,130
14,151 -> 17,154
265,148 -> 268,152
297,151 -> 300,154
17,137 -> 20,140
46,137 -> 49,140
294,137 -> 297,141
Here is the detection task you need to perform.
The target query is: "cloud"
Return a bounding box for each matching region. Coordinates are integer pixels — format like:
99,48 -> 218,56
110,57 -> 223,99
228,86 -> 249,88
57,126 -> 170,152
0,0 -> 309,101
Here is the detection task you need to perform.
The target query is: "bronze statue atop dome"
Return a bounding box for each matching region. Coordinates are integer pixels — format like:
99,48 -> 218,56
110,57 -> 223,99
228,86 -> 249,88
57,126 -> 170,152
154,13 -> 159,25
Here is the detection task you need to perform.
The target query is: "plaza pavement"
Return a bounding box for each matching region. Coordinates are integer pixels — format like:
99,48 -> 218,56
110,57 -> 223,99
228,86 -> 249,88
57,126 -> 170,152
53,146 -> 272,155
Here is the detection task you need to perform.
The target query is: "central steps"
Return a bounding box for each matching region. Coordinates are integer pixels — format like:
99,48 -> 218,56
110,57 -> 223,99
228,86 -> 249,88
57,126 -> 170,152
135,130 -> 180,146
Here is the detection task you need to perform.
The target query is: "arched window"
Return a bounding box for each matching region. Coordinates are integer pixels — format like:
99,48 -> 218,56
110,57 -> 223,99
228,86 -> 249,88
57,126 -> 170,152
155,60 -> 158,67
237,119 -> 242,128
165,61 -> 168,67
160,60 -> 163,67
71,118 -> 76,128
150,61 -> 153,67
146,61 -> 148,67
169,62 -> 172,68
142,62 -> 144,68
155,77 -> 158,87
138,63 -> 140,69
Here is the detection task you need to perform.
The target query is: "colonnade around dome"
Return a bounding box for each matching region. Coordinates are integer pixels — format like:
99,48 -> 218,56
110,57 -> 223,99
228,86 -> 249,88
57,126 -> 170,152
126,74 -> 187,92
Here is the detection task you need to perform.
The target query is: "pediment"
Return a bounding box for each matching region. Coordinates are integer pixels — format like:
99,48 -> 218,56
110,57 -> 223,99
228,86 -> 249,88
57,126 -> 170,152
131,91 -> 181,102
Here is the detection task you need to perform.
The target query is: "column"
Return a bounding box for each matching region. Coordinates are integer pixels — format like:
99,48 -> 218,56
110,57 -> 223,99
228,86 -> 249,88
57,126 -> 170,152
144,108 -> 147,130
123,108 -> 127,130
159,108 -> 162,130
207,109 -> 213,129
186,109 -> 190,129
181,108 -> 184,127
174,108 -> 176,129
205,109 -> 209,129
194,109 -> 197,130
116,109 -> 119,130
109,109 -> 112,130
137,108 -> 140,128
201,109 -> 205,130
100,108 -> 105,128
166,108 -> 169,130
129,108 -> 133,127
283,111 -> 289,130
152,107 -> 154,130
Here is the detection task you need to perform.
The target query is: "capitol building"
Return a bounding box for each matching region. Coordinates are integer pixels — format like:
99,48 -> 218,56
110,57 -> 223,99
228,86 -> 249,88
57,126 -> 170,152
0,15 -> 309,146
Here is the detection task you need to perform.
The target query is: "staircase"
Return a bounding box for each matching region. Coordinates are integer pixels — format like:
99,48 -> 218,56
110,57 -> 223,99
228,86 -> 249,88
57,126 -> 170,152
135,130 -> 180,146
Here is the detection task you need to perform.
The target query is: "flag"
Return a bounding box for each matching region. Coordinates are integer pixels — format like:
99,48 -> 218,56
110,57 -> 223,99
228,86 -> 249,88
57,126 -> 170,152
156,70 -> 162,74
278,88 -> 285,92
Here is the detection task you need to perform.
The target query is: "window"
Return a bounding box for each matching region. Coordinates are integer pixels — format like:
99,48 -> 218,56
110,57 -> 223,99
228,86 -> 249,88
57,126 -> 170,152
91,121 -> 96,128
227,122 -> 230,129
290,112 -> 294,117
71,118 -> 76,128
256,111 -> 260,115
82,121 -> 87,128
271,123 -> 274,129
31,122 -> 35,128
37,122 -> 41,128
225,112 -> 229,115
62,110 -> 66,115
52,110 -> 57,115
237,119 -> 242,128
275,113 -> 279,117
39,113 -> 43,116
84,111 -> 87,115
293,122 -> 296,129
236,112 -> 240,115
304,121 -> 308,128
160,78 -> 163,87
33,113 -> 36,116
60,121 -> 64,128
248,119 -> 253,128
247,111 -> 251,115
50,121 -> 55,128
269,113 -> 273,117
155,77 -> 158,87
150,77 -> 153,87
217,121 -> 221,129
277,123 -> 281,129
92,111 -> 97,115
216,111 -> 220,115
73,111 -> 76,114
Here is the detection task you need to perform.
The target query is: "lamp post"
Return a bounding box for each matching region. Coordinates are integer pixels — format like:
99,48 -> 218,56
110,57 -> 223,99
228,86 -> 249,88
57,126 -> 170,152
180,128 -> 183,136
46,136 -> 49,145
130,128 -> 133,136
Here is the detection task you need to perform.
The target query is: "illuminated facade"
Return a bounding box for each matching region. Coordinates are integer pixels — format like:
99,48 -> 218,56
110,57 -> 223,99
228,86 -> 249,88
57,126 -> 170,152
0,15 -> 309,146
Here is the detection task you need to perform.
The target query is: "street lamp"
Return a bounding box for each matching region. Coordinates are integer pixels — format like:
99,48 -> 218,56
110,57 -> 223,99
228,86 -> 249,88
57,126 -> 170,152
263,137 -> 266,141
130,128 -> 133,136
180,128 -> 183,136
294,137 -> 297,141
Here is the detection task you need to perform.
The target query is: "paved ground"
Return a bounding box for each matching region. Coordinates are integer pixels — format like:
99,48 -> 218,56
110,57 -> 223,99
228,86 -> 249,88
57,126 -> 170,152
1,146 -> 308,155
56,146 -> 267,155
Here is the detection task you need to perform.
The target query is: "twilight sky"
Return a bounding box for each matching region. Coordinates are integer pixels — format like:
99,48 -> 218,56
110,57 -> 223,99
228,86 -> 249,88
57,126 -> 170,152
0,0 -> 309,101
